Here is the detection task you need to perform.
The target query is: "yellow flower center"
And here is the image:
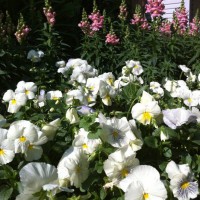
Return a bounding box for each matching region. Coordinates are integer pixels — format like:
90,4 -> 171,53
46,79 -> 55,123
0,148 -> 5,155
19,136 -> 26,142
25,90 -> 30,95
82,143 -> 88,149
121,168 -> 128,178
134,65 -> 139,69
188,98 -> 192,103
28,144 -> 33,150
89,86 -> 95,91
112,131 -> 119,139
108,78 -> 114,85
52,97 -> 59,101
181,182 -> 190,190
142,112 -> 152,123
143,193 -> 149,199
11,99 -> 17,105
87,96 -> 93,102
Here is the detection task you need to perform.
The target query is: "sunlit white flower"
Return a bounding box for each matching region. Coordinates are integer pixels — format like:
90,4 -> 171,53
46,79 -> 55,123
65,87 -> 87,105
0,128 -> 15,165
72,128 -> 101,154
182,90 -> 199,107
120,165 -> 167,200
125,60 -> 144,76
15,81 -> 37,99
186,72 -> 196,83
191,107 -> 200,123
164,79 -> 188,98
46,90 -> 62,101
150,82 -> 164,96
98,72 -> 115,86
131,101 -> 161,125
55,60 -> 66,68
58,148 -> 89,188
27,50 -> 44,62
166,160 -> 199,200
42,118 -> 61,141
162,108 -> 197,129
178,65 -> 190,74
17,162 -> 58,199
70,63 -> 98,84
104,148 -> 139,187
98,114 -> 136,148
7,120 -> 47,155
99,80 -> 116,106
66,108 -> 80,124
2,89 -> 27,113
86,77 -> 100,95
37,89 -> 46,107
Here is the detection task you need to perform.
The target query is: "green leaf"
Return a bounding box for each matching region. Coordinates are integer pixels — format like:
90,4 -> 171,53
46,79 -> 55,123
0,186 -> 13,200
163,147 -> 172,158
144,136 -> 158,148
100,188 -> 107,200
192,140 -> 200,145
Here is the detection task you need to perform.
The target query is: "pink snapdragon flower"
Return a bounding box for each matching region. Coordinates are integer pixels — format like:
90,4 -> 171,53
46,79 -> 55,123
118,0 -> 128,21
160,20 -> 172,35
145,0 -> 165,19
105,32 -> 119,45
43,7 -> 56,26
173,1 -> 188,34
189,16 -> 200,36
15,25 -> 31,43
78,20 -> 94,36
88,11 -> 104,31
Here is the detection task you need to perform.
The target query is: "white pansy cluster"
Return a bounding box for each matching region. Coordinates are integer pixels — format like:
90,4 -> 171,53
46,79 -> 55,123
1,57 -> 200,199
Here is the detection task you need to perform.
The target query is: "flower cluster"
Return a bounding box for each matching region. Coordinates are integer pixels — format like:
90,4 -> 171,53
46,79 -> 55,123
43,0 -> 56,26
1,55 -> 200,199
145,0 -> 165,19
14,14 -> 30,43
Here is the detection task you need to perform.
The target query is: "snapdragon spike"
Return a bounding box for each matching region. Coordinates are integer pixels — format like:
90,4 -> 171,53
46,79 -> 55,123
14,14 -> 30,43
118,0 -> 128,21
145,0 -> 165,19
43,0 -> 56,26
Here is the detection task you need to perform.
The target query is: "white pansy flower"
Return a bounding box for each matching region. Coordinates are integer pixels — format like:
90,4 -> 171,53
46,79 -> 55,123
98,72 -> 115,86
42,118 -> 61,141
0,128 -> 15,165
17,162 -> 58,199
70,63 -> 98,84
72,128 -> 101,154
15,81 -> 37,99
191,107 -> 200,123
2,89 -> 27,113
66,108 -> 80,124
131,101 -> 161,125
86,77 -> 100,95
55,60 -> 66,68
166,161 -> 199,200
104,148 -> 139,187
120,165 -> 167,200
186,72 -> 196,83
58,148 -> 89,188
46,90 -> 62,101
150,82 -> 164,96
99,80 -> 116,106
182,90 -> 199,107
27,50 -> 44,62
162,108 -> 197,129
178,65 -> 190,74
99,114 -> 136,148
7,120 -> 48,155
125,60 -> 144,76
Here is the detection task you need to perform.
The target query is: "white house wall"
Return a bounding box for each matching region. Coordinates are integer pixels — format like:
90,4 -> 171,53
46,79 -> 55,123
162,0 -> 190,21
